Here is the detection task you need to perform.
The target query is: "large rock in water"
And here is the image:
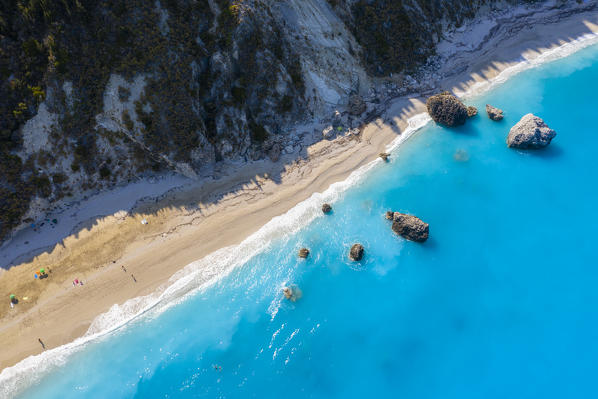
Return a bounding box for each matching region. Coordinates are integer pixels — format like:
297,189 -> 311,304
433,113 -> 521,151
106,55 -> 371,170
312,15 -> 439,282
486,104 -> 504,121
507,114 -> 556,149
349,243 -> 364,261
426,92 -> 469,127
391,212 -> 429,242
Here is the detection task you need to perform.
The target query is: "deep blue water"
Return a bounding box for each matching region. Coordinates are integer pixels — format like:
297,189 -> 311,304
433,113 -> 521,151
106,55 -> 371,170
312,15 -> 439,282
14,43 -> 598,398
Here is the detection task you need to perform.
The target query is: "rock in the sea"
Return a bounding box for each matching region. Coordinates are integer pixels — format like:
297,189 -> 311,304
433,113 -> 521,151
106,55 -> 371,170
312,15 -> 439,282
322,203 -> 332,214
385,210 -> 394,220
379,152 -> 390,161
391,212 -> 429,242
298,248 -> 310,258
486,104 -> 504,121
453,149 -> 469,162
426,91 -> 469,127
283,286 -> 293,299
467,106 -> 478,117
349,243 -> 364,261
283,285 -> 302,302
348,95 -> 366,115
507,113 -> 556,149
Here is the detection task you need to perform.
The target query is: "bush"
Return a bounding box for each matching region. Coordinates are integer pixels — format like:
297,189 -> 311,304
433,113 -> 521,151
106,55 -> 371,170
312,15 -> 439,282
99,165 -> 111,179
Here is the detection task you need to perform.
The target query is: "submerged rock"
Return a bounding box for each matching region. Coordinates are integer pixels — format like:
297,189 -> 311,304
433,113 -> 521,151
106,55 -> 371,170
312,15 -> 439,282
453,149 -> 469,162
486,104 -> 504,121
426,92 -> 469,127
379,152 -> 390,161
467,106 -> 478,117
349,243 -> 364,261
298,248 -> 310,258
322,203 -> 332,214
391,212 -> 429,242
507,114 -> 556,149
348,95 -> 366,115
283,285 -> 302,302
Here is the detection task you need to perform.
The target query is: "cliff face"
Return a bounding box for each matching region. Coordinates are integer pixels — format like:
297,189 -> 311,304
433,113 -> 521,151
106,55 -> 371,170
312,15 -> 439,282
0,0 -> 572,239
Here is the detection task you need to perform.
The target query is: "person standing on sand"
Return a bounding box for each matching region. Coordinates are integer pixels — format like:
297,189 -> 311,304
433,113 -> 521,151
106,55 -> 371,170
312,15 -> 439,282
38,338 -> 45,349
131,274 -> 137,283
122,265 -> 127,272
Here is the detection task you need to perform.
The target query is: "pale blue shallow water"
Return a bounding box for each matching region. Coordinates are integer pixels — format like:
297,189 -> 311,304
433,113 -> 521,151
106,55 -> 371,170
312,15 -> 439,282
15,43 -> 598,398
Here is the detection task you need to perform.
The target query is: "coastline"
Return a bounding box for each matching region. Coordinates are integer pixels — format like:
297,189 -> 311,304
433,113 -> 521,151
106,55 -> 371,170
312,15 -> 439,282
2,3 -> 598,392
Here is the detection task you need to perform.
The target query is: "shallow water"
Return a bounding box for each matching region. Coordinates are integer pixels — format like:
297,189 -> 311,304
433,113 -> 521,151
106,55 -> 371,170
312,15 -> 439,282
14,43 -> 598,398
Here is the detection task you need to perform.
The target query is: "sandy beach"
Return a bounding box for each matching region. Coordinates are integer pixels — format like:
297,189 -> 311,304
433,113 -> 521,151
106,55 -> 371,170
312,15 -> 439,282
1,3 -> 598,373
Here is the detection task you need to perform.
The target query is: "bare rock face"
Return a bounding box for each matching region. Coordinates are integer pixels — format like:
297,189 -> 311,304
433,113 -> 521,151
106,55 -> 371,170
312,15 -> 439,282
426,92 -> 469,127
391,212 -> 429,242
322,203 -> 332,214
268,143 -> 281,162
348,95 -> 366,115
349,243 -> 364,261
467,106 -> 478,117
486,104 -> 504,121
507,114 -> 556,149
298,248 -> 310,258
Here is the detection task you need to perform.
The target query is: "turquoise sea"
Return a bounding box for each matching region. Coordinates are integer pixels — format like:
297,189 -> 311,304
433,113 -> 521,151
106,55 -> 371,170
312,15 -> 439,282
6,41 -> 598,398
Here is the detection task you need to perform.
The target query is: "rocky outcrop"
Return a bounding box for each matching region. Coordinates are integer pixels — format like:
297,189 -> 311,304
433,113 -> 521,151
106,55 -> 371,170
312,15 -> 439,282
322,203 -> 332,214
467,106 -> 478,117
268,143 -> 281,162
379,152 -> 390,161
298,248 -> 310,258
426,92 -> 469,127
348,95 -> 366,115
385,211 -> 394,220
349,243 -> 364,261
391,212 -> 429,242
486,104 -> 504,121
283,285 -> 302,302
507,114 -> 556,149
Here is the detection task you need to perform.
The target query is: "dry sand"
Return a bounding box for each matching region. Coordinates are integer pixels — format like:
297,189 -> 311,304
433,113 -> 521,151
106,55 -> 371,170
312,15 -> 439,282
1,4 -> 598,372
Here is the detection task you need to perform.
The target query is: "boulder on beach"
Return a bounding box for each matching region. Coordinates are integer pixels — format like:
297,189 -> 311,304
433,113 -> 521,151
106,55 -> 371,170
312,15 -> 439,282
322,203 -> 332,214
349,243 -> 364,261
507,113 -> 556,149
348,95 -> 366,116
467,106 -> 478,118
391,212 -> 429,242
298,248 -> 310,258
379,152 -> 390,161
486,104 -> 504,121
426,91 -> 469,127
268,143 -> 281,162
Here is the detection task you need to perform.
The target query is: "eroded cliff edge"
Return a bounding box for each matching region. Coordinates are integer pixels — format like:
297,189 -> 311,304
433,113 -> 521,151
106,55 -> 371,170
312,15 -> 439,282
0,0 -> 588,240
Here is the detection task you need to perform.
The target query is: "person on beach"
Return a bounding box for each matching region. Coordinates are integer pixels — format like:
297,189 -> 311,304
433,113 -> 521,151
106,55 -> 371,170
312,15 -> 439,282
122,265 -> 127,272
131,274 -> 137,282
38,338 -> 45,349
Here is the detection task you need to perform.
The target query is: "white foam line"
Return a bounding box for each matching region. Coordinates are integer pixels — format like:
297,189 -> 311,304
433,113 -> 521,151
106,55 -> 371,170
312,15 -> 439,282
3,28 -> 598,399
